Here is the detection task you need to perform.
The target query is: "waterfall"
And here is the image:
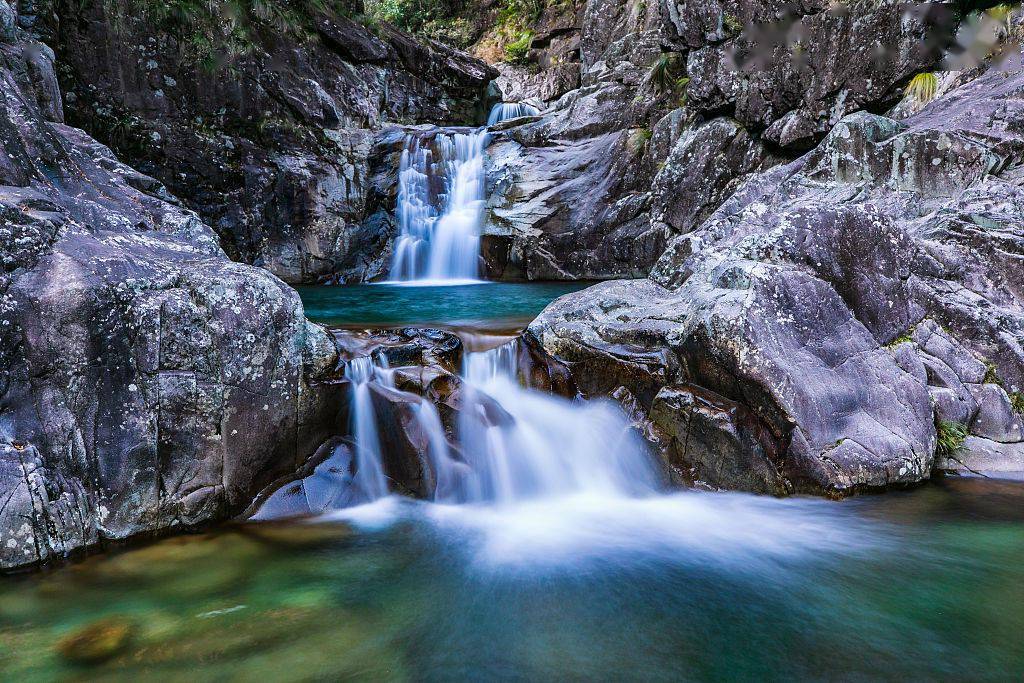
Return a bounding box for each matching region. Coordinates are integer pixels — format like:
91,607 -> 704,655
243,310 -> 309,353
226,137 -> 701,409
443,341 -> 660,504
389,131 -> 489,284
487,102 -> 541,126
256,341 -> 659,517
343,355 -> 390,504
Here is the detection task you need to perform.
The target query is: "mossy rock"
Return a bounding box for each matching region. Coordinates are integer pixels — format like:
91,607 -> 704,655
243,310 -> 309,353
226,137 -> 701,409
56,617 -> 134,664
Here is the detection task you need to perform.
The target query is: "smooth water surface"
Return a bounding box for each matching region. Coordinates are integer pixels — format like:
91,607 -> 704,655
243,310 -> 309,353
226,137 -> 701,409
297,282 -> 593,330
2,478 -> 1023,681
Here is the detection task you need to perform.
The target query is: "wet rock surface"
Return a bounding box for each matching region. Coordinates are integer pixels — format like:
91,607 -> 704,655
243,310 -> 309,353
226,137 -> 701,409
530,66 -> 1024,494
0,11 -> 341,571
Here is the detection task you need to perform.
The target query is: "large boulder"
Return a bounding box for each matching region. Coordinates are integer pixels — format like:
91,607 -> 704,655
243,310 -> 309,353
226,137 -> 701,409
0,26 -> 340,570
529,66 -> 1024,494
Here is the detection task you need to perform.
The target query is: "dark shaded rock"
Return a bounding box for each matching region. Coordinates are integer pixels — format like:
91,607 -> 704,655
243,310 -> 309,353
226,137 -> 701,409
46,0 -> 497,285
650,384 -> 787,494
0,23 -> 340,570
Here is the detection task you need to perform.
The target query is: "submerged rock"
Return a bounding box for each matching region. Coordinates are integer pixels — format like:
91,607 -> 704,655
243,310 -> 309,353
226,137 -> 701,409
56,617 -> 134,664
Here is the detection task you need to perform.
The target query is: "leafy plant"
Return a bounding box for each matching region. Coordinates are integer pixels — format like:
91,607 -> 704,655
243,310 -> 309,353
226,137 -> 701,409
905,72 -> 939,105
984,362 -> 1003,386
504,31 -> 533,63
1009,391 -> 1024,415
646,52 -> 683,94
935,419 -> 968,458
627,127 -> 652,155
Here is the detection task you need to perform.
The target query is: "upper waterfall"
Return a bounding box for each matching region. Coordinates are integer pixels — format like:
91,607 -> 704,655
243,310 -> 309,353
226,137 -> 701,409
487,102 -> 541,126
388,130 -> 489,284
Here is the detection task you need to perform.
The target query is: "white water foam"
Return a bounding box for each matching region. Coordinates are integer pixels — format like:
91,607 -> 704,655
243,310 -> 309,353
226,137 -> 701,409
389,131 -> 489,283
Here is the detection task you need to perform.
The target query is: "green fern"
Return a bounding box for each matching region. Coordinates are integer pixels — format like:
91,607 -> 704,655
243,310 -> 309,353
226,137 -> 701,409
646,52 -> 683,94
935,419 -> 968,458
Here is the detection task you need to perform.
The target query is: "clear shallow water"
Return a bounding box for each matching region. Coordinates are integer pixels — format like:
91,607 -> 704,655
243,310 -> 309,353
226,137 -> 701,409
297,282 -> 593,330
2,478 -> 1023,681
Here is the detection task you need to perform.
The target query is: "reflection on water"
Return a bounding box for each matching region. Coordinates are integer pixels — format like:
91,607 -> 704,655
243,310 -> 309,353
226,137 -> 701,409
297,282 -> 594,332
2,478 -> 1023,681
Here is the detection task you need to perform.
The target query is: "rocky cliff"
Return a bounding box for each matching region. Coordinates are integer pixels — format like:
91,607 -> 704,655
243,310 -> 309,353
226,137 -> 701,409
44,0 -> 496,284
0,2 -> 348,570
524,3 -> 1024,493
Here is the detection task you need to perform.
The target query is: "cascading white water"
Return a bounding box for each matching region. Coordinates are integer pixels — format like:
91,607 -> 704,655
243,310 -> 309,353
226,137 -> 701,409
342,355 -> 391,504
256,338 -> 659,518
487,102 -> 541,126
389,131 -> 489,284
442,341 -> 660,504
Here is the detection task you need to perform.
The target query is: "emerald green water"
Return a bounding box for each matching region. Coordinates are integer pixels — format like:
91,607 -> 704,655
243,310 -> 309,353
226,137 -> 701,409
2,478 -> 1023,681
297,282 -> 593,330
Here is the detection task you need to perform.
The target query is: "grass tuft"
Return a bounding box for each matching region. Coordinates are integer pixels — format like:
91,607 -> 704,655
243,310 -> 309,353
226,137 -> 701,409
905,72 -> 939,105
935,419 -> 968,458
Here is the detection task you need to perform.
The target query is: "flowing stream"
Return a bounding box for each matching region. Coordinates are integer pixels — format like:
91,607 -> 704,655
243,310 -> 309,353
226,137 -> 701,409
4,105 -> 1024,679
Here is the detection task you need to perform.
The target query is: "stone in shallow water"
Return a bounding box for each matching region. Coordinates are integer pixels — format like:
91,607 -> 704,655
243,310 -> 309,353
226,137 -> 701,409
56,617 -> 133,664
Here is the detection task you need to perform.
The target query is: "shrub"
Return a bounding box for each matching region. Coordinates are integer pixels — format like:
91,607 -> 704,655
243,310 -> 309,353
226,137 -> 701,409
935,419 -> 967,458
504,31 -> 533,63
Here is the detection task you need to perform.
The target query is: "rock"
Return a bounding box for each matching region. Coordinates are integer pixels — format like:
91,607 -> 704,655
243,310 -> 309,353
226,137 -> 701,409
650,384 -> 787,494
528,66 -> 1024,494
0,29 -> 341,571
650,117 -> 776,235
969,384 -> 1024,444
56,617 -> 134,664
45,1 -> 497,285
0,2 -> 16,43
938,437 -> 1024,479
679,2 -> 953,151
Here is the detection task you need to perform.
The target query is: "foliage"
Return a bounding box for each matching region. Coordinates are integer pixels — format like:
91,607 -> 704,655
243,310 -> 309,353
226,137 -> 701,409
498,0 -> 545,27
421,16 -> 474,47
368,0 -> 463,33
905,72 -> 938,105
1009,391 -> 1024,415
627,127 -> 652,155
646,52 -> 687,98
984,362 -> 1003,386
504,31 -> 533,63
935,419 -> 968,458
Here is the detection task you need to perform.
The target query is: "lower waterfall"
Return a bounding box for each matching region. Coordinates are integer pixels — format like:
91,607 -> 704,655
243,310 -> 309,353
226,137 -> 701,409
256,340 -> 660,517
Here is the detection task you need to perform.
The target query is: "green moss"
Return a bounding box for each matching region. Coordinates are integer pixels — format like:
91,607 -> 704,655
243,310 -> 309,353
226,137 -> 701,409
504,31 -> 534,64
935,419 -> 968,458
1009,392 -> 1024,415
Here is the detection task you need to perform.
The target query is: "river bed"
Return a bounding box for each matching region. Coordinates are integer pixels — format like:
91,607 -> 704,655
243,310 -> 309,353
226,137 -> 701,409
1,478 -> 1023,680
